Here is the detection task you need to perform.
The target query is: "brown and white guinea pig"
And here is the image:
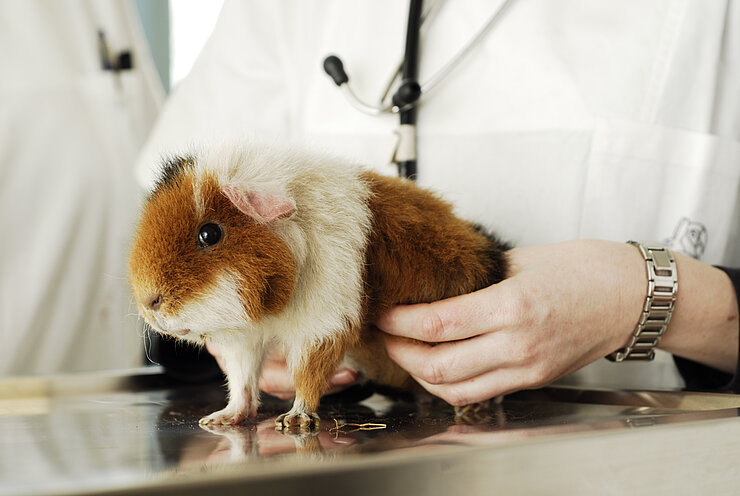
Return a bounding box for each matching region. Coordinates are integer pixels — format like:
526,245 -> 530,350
128,141 -> 508,430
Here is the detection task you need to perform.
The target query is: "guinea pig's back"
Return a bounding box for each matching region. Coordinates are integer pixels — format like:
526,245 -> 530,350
348,171 -> 508,388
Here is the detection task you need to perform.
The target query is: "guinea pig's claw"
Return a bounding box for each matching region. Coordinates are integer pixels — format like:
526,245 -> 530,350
275,411 -> 320,432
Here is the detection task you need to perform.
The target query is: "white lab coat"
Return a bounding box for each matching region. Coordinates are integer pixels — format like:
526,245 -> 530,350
136,0 -> 740,388
0,1 -> 164,375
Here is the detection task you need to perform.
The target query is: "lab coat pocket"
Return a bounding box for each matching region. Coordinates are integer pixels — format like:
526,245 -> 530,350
580,119 -> 740,265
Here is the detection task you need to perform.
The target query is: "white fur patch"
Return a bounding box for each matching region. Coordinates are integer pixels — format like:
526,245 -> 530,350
147,271 -> 251,344
192,176 -> 206,219
286,396 -> 309,416
189,141 -> 373,372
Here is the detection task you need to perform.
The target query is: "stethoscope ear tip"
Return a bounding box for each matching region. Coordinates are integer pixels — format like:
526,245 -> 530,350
323,55 -> 349,86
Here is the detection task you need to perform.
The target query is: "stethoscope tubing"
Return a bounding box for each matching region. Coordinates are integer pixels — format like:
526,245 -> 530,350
396,0 -> 423,178
324,0 -> 516,177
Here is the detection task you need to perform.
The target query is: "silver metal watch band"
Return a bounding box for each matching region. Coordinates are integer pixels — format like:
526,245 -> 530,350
607,241 -> 678,362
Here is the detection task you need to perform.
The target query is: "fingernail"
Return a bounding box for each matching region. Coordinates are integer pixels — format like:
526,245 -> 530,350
329,369 -> 357,387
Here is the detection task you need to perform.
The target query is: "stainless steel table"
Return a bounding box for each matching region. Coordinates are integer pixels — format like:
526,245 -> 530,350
2,367 -> 740,496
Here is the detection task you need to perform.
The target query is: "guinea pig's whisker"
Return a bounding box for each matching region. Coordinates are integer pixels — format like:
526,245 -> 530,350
142,324 -> 161,366
136,319 -> 149,338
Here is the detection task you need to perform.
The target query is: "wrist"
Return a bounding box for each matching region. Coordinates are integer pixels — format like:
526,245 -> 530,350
658,254 -> 739,373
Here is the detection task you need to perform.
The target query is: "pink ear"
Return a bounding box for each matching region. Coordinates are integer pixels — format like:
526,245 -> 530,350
221,185 -> 296,224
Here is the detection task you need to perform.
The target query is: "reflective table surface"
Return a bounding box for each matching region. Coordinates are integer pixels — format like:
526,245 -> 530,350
2,367 -> 740,496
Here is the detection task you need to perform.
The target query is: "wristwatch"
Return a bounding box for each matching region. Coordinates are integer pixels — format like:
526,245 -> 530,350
607,241 -> 678,362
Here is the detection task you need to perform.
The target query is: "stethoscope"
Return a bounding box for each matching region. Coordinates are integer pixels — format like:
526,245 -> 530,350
323,0 -> 515,178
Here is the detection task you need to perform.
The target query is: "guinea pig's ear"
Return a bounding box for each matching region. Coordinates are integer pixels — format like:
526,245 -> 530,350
221,184 -> 296,224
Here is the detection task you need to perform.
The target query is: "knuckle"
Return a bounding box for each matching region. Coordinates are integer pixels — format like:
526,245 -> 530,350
527,362 -> 553,389
502,335 -> 531,365
443,387 -> 470,407
420,359 -> 448,385
517,336 -> 539,363
421,309 -> 447,342
509,284 -> 558,331
506,285 -> 533,326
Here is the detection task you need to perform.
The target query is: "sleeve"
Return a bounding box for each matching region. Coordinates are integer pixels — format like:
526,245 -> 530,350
673,266 -> 740,393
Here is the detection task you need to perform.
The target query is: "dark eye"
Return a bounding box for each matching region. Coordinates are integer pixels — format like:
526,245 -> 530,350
197,223 -> 222,248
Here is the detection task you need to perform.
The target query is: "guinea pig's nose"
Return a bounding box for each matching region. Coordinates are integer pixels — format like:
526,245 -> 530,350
147,294 -> 164,311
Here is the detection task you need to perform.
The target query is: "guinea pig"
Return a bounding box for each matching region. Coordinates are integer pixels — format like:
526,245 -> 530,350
128,141 -> 508,430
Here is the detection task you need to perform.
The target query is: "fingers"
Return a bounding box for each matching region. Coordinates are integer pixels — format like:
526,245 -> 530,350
328,369 -> 359,389
205,341 -> 226,371
258,356 -> 358,400
412,367 -> 539,406
376,282 -> 517,343
258,357 -> 296,400
376,241 -> 661,407
383,333 -> 506,385
381,296 -> 553,406
205,340 -> 220,357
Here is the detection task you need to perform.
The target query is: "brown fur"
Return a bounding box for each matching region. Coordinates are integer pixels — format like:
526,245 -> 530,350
345,171 -> 508,388
131,162 -> 506,425
294,329 -> 358,411
282,172 -> 507,414
128,171 -> 297,326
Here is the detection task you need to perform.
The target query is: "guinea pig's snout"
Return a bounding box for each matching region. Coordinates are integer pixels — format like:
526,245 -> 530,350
146,293 -> 164,311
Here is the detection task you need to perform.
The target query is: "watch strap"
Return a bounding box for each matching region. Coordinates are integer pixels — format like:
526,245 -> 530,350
607,241 -> 678,362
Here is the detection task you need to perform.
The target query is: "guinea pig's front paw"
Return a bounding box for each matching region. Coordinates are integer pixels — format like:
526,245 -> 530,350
199,405 -> 255,426
275,411 -> 320,431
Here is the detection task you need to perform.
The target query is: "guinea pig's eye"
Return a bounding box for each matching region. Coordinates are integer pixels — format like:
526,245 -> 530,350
197,222 -> 222,248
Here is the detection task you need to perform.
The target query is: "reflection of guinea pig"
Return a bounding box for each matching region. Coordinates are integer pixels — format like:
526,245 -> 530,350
128,142 -> 508,430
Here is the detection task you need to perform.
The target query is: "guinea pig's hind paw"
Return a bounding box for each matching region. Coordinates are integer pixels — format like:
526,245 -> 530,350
275,411 -> 320,431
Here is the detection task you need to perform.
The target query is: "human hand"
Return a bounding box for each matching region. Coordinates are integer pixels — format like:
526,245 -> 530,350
205,342 -> 359,400
377,239 -> 648,405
